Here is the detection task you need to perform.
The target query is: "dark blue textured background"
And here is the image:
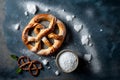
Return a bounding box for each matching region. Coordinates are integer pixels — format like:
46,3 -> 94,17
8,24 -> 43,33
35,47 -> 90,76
1,0 -> 120,80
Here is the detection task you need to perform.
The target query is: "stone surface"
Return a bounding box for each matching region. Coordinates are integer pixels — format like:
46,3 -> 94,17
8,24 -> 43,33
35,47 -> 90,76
1,0 -> 120,80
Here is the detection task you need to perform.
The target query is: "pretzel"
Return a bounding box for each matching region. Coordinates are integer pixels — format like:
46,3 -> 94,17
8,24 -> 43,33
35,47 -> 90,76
22,14 -> 66,56
18,56 -> 42,76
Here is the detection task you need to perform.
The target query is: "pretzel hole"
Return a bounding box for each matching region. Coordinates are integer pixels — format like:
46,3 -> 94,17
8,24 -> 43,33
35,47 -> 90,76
31,65 -> 38,74
35,63 -> 42,69
41,41 -> 48,49
53,24 -> 59,34
36,28 -> 41,32
19,61 -> 29,69
39,21 -> 50,28
28,28 -> 36,37
24,64 -> 29,69
23,58 -> 29,62
47,37 -> 54,44
19,60 -> 24,65
29,42 -> 35,46
31,70 -> 38,76
19,58 -> 28,64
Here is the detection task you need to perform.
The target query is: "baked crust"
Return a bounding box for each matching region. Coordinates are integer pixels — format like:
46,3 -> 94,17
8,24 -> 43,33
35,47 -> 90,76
22,14 -> 66,56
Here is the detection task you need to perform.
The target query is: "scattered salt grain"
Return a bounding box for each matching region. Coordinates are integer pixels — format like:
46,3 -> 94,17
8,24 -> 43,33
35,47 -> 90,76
88,35 -> 91,38
66,15 -> 73,21
42,59 -> 49,66
88,43 -> 93,47
62,9 -> 65,12
38,57 -> 42,60
55,70 -> 60,76
72,15 -> 76,18
24,11 -> 28,16
84,54 -> 92,62
26,3 -> 37,14
74,24 -> 83,32
81,35 -> 90,45
45,8 -> 50,12
47,66 -> 51,69
100,29 -> 103,32
14,23 -> 20,30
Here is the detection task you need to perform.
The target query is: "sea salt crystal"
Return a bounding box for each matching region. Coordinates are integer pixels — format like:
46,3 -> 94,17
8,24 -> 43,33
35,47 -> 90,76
88,43 -> 93,47
100,29 -> 103,32
58,51 -> 78,72
62,9 -> 65,12
45,8 -> 50,12
72,15 -> 76,18
81,35 -> 90,45
42,59 -> 49,66
88,35 -> 91,38
47,66 -> 51,69
74,24 -> 83,32
26,3 -> 37,14
14,23 -> 20,30
38,57 -> 42,60
66,15 -> 73,21
55,70 -> 60,76
24,11 -> 28,16
84,54 -> 92,62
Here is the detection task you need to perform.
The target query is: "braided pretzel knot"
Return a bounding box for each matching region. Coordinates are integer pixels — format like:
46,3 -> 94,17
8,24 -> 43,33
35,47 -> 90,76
18,56 -> 42,76
22,14 -> 66,56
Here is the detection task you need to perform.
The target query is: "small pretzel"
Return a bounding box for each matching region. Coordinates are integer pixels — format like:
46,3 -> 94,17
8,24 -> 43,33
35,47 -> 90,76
22,14 -> 66,56
18,56 -> 42,76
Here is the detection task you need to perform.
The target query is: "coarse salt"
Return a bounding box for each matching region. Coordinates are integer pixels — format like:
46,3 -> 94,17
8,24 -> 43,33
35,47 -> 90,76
62,9 -> 65,12
26,3 -> 37,14
38,57 -> 42,60
72,15 -> 76,18
88,42 -> 93,47
14,23 -> 20,30
74,24 -> 83,32
100,29 -> 103,32
44,8 -> 50,12
88,35 -> 91,38
81,35 -> 90,45
58,51 -> 78,73
24,11 -> 28,16
55,70 -> 60,76
47,66 -> 51,69
66,15 -> 73,21
42,59 -> 49,66
84,54 -> 92,62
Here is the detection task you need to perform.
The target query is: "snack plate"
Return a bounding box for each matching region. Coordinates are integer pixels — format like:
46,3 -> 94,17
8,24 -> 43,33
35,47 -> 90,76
1,0 -> 120,80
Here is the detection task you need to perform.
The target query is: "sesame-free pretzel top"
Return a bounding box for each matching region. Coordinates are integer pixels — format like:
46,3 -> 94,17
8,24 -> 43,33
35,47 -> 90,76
22,14 -> 66,56
18,56 -> 42,76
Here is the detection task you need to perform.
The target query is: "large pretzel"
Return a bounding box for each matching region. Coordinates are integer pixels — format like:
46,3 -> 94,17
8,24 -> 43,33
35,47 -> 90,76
22,14 -> 66,56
